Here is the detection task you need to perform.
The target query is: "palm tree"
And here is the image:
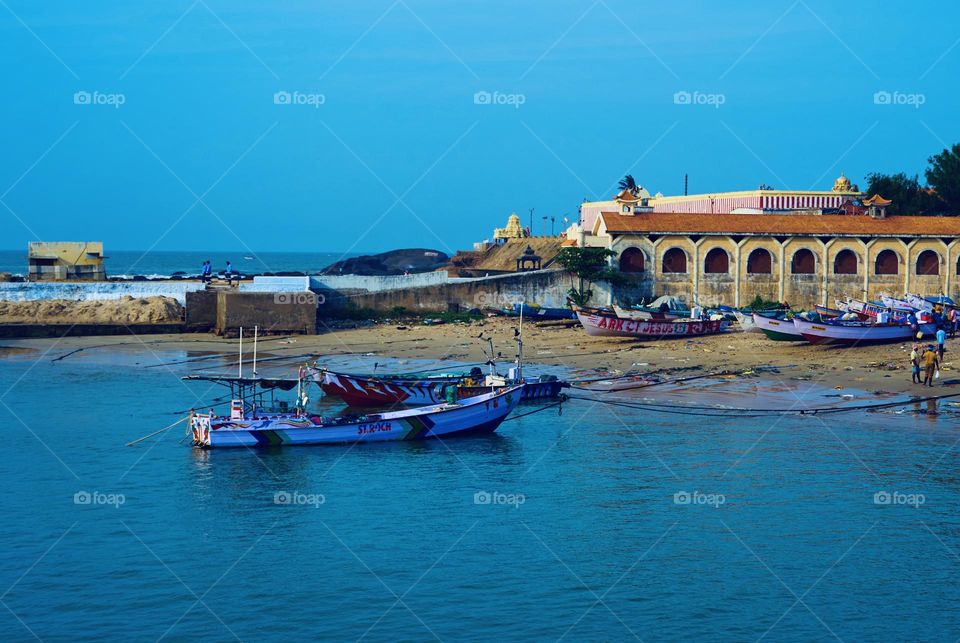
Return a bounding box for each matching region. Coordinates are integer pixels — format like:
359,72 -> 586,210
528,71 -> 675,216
618,174 -> 638,195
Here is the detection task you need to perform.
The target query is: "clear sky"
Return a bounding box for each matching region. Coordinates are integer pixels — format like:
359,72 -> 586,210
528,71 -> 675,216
1,1 -> 957,255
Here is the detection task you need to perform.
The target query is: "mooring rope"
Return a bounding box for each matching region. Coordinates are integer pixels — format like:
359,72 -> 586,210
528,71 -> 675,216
565,390 -> 960,418
502,399 -> 565,422
126,415 -> 190,446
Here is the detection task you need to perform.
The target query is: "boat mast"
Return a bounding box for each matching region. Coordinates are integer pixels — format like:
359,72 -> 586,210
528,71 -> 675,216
238,326 -> 243,379
515,301 -> 524,382
253,325 -> 258,377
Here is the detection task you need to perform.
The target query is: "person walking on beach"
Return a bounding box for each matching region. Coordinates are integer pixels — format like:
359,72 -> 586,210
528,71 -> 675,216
936,326 -> 947,361
201,260 -> 212,283
225,261 -> 235,286
911,344 -> 922,384
921,344 -> 940,387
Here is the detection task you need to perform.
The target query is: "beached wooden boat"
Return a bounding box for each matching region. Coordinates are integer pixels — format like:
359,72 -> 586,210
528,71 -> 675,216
813,305 -> 843,319
839,297 -> 911,321
752,313 -> 804,341
189,385 -> 523,448
880,294 -> 914,311
576,309 -> 727,338
612,304 -> 684,321
732,311 -> 762,333
613,295 -> 690,321
791,317 -> 935,346
904,293 -> 956,313
315,368 -> 565,406
501,303 -> 575,320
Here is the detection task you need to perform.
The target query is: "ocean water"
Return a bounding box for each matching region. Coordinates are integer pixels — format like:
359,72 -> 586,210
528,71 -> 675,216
0,250 -> 359,278
2,346 -> 960,640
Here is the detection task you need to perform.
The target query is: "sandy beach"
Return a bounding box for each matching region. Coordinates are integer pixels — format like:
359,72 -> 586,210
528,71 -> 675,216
0,317 -> 952,397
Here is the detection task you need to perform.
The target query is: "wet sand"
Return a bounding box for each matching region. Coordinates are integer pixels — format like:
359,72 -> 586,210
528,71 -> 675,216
0,317 -> 953,398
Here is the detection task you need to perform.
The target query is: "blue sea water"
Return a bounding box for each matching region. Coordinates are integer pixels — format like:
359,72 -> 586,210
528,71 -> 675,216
2,345 -> 960,641
0,249 -> 359,278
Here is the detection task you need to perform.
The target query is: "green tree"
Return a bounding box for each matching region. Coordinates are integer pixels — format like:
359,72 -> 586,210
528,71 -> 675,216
864,172 -> 941,215
926,144 -> 960,214
555,247 -> 621,306
617,174 -> 638,194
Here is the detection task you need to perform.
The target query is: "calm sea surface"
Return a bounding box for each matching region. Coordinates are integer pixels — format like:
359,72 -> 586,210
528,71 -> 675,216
2,345 -> 960,641
0,250 -> 358,278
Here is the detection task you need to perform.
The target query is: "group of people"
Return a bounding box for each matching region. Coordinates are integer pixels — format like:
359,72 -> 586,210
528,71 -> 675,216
911,342 -> 942,387
902,306 -> 958,338
910,324 -> 949,387
200,260 -> 238,286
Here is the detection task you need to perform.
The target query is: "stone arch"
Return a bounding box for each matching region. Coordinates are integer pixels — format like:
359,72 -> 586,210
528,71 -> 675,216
916,249 -> 940,276
747,248 -> 772,274
618,247 -> 645,273
875,249 -> 899,275
834,249 -> 858,275
703,247 -> 729,274
791,248 -> 816,274
662,247 -> 687,273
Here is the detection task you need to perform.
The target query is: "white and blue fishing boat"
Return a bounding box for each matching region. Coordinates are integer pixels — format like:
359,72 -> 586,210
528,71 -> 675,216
188,383 -> 522,448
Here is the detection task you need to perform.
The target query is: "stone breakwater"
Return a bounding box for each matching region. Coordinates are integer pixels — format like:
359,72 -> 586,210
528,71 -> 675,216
0,296 -> 183,324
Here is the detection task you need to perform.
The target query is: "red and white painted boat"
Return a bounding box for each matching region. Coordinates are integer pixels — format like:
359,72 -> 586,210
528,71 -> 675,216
837,298 -> 911,322
315,369 -> 459,406
791,317 -> 935,345
315,368 -> 566,406
576,309 -> 728,338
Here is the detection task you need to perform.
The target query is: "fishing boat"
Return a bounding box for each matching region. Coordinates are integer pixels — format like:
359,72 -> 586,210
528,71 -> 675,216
501,302 -> 575,320
733,311 -> 762,333
576,308 -> 728,338
791,317 -> 935,346
752,312 -> 805,341
880,294 -> 914,311
612,295 -> 690,321
188,383 -> 523,448
904,293 -> 956,313
314,368 -> 565,405
838,297 -> 911,321
317,309 -> 567,406
813,305 -> 843,319
613,304 -> 684,321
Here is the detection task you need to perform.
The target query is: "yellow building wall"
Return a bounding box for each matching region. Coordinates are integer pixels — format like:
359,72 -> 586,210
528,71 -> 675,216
602,233 -> 960,309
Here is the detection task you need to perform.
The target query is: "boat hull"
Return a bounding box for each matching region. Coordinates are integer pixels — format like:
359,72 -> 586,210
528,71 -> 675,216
752,313 -> 804,341
577,311 -> 727,338
318,370 -> 564,406
318,370 -> 457,406
792,318 -> 935,345
193,387 -> 522,448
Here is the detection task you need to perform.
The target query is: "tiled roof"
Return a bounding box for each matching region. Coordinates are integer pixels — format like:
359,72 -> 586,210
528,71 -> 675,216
598,211 -> 960,237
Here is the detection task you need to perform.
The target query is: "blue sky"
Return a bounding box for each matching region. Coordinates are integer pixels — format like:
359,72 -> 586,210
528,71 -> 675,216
1,1 -> 957,254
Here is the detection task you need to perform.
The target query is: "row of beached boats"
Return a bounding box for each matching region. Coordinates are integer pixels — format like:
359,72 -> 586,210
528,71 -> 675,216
751,292 -> 955,345
183,321 -> 568,448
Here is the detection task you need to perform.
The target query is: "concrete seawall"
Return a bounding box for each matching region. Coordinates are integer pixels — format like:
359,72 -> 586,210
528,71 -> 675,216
0,276 -> 312,306
319,269 -> 610,313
